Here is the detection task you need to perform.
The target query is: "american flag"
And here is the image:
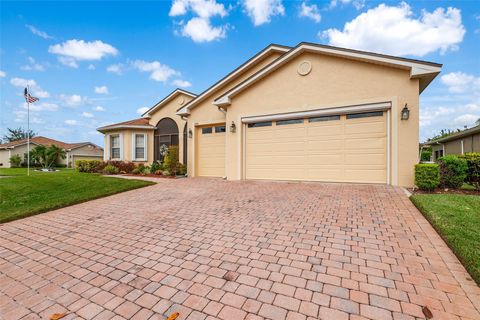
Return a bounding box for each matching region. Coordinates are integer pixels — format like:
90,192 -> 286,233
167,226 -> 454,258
24,88 -> 39,103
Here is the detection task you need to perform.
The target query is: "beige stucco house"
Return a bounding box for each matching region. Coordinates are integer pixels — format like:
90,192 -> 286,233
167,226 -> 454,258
0,136 -> 103,168
430,124 -> 480,161
98,42 -> 442,187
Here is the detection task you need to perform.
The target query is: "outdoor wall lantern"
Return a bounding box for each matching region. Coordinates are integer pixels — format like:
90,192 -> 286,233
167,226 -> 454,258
188,128 -> 193,138
230,121 -> 236,133
401,104 -> 410,120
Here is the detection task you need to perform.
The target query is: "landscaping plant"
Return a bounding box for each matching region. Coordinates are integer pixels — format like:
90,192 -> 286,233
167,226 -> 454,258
415,163 -> 440,191
437,155 -> 468,189
30,144 -> 66,169
75,160 -> 104,173
459,153 -> 480,190
9,154 -> 22,167
163,145 -> 180,175
103,164 -> 119,174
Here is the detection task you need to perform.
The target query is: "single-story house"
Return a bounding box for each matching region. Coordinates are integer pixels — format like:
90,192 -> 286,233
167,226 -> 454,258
0,136 -> 103,168
98,42 -> 442,187
430,124 -> 480,161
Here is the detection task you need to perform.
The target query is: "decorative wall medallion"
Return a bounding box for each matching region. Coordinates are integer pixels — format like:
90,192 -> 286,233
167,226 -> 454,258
297,61 -> 312,76
178,96 -> 185,105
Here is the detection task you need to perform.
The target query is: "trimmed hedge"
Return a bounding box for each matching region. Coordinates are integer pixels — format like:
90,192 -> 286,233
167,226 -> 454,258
415,163 -> 440,191
459,152 -> 480,190
75,160 -> 104,173
437,155 -> 468,189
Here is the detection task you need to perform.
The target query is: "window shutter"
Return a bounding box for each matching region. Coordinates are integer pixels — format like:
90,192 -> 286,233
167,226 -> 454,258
105,134 -> 110,160
119,133 -> 124,160
144,133 -> 148,161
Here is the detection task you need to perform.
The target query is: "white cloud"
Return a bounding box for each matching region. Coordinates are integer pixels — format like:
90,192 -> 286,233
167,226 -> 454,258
10,77 -> 50,98
137,107 -> 149,115
321,2 -> 465,57
65,120 -> 78,125
299,2 -> 321,23
172,79 -> 192,88
131,60 -> 179,82
454,114 -> 479,126
88,64 -> 96,70
243,0 -> 285,26
169,0 -> 229,42
441,72 -> 480,93
21,57 -> 46,71
14,110 -> 43,124
59,94 -> 89,107
21,102 -> 58,112
182,17 -> 227,42
0,70 -> 6,77
107,64 -> 123,75
94,85 -> 109,94
25,24 -> 53,39
49,39 -> 118,68
81,112 -> 94,118
329,0 -> 365,10
93,106 -> 105,112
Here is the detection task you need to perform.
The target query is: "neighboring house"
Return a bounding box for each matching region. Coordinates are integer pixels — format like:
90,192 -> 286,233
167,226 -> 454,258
430,124 -> 480,161
97,42 -> 442,187
0,136 -> 103,168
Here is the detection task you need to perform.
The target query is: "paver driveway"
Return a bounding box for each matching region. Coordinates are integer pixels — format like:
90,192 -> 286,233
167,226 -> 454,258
1,179 -> 479,320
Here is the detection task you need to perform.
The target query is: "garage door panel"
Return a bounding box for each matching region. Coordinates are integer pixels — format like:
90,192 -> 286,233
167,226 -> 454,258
196,126 -> 225,177
245,111 -> 387,184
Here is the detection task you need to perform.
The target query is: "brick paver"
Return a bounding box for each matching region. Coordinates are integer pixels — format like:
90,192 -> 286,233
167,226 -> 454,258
1,178 -> 479,319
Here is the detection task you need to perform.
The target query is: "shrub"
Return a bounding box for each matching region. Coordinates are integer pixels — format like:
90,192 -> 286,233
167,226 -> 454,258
163,145 -> 180,176
103,164 -> 119,174
150,161 -> 162,173
136,164 -> 145,174
415,164 -> 440,191
420,148 -> 432,162
459,152 -> 480,190
105,161 -> 135,173
75,160 -> 103,173
132,168 -> 141,175
178,164 -> 187,175
437,155 -> 468,189
154,170 -> 162,175
9,154 -> 22,167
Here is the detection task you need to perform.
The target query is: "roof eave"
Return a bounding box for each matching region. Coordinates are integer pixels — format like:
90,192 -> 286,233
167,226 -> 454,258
97,125 -> 155,133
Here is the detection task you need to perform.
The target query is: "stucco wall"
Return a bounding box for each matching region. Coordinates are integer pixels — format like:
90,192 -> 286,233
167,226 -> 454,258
67,144 -> 103,167
0,144 -> 32,168
438,132 -> 480,157
103,129 -> 154,163
218,52 -> 420,186
148,92 -> 194,164
187,51 -> 284,176
0,149 -> 13,168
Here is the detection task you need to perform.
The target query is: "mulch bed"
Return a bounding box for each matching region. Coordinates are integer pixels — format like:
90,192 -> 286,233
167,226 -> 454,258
409,188 -> 479,195
122,174 -> 186,179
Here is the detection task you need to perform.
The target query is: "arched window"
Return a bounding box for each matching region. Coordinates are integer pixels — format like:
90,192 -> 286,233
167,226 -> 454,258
154,118 -> 179,161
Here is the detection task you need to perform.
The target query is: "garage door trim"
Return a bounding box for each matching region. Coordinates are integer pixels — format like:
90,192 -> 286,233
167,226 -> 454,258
241,101 -> 391,124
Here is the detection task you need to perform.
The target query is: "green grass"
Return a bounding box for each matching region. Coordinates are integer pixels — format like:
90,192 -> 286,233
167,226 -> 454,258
0,168 -> 154,223
411,194 -> 480,285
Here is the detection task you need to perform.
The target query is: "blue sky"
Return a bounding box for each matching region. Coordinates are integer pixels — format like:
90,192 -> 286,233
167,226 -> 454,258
1,0 -> 479,146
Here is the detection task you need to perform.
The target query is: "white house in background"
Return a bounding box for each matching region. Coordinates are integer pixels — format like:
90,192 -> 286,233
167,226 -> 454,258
0,136 -> 103,168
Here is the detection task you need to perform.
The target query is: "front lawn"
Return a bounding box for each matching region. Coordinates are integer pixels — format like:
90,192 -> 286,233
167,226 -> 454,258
411,194 -> 480,285
0,168 -> 154,223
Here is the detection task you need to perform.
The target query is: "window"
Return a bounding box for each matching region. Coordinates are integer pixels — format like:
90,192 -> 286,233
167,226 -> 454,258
202,127 -> 212,134
215,126 -> 226,133
247,121 -> 272,128
346,111 -> 383,119
276,119 -> 304,126
135,134 -> 145,160
110,135 -> 120,159
309,115 -> 340,123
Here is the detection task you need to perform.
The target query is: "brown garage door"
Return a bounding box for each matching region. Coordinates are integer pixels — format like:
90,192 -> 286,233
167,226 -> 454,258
245,111 -> 387,183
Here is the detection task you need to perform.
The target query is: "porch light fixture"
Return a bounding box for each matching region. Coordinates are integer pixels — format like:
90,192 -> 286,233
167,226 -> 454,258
401,104 -> 410,120
188,128 -> 193,138
230,121 -> 236,133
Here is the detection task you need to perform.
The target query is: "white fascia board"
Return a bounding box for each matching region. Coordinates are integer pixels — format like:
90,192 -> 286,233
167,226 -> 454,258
179,45 -> 290,115
214,44 -> 441,106
241,101 -> 391,123
97,125 -> 155,133
143,89 -> 197,117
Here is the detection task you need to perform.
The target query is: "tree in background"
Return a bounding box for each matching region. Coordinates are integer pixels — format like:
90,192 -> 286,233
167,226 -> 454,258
30,144 -> 66,169
2,127 -> 37,143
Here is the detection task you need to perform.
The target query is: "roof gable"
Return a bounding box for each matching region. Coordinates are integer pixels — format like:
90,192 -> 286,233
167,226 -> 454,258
142,89 -> 196,117
97,118 -> 154,133
0,136 -> 99,150
214,42 -> 442,107
177,44 -> 290,116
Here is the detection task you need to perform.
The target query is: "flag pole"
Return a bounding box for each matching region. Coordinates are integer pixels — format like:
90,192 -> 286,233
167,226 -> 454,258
27,85 -> 30,177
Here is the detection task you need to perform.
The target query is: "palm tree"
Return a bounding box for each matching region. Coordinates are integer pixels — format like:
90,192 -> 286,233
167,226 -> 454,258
45,145 -> 66,169
30,145 -> 47,167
